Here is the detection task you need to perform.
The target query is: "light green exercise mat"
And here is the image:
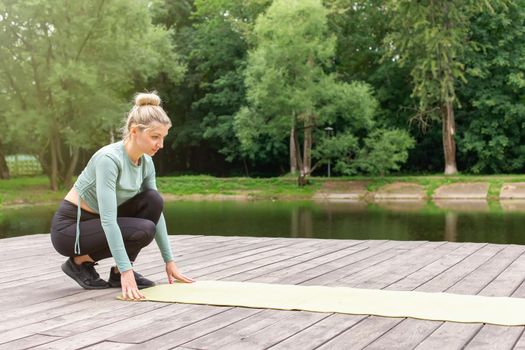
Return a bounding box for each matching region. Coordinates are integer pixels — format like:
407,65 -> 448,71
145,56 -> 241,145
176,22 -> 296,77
121,280 -> 525,326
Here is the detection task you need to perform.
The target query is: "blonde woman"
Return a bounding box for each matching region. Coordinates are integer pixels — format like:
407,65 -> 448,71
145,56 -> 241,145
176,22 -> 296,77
51,92 -> 193,300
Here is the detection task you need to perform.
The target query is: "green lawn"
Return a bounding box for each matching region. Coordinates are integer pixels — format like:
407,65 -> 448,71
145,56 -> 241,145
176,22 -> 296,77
2,174 -> 525,207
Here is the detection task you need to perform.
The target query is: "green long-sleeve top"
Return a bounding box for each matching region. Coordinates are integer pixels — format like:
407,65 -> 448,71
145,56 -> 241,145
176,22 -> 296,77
73,141 -> 173,272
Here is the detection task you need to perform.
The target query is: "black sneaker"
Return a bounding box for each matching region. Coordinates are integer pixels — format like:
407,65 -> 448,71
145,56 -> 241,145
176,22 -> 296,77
61,257 -> 109,290
108,267 -> 155,289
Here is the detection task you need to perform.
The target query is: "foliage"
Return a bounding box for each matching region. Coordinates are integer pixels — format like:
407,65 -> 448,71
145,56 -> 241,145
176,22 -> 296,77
457,0 -> 525,173
312,131 -> 358,167
236,0 -> 337,141
236,0 -> 381,179
384,0 -> 505,174
0,0 -> 184,189
342,129 -> 415,176
386,0 -> 481,113
1,0 -> 524,177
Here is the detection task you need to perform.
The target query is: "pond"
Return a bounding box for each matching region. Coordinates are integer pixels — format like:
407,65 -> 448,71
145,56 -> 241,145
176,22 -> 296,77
2,200 -> 525,245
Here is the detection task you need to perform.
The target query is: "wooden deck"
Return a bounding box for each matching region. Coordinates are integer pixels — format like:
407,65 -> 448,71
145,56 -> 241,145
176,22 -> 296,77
1,234 -> 525,350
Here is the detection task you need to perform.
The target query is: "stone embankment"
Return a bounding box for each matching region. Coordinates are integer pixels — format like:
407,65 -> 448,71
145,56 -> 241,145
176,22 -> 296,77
313,181 -> 525,201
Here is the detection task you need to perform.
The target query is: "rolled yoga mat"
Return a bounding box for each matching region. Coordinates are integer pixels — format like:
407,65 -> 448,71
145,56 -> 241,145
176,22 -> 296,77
119,280 -> 525,326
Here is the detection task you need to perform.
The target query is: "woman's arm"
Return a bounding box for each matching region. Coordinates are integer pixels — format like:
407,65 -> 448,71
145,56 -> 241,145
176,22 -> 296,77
95,155 -> 133,272
142,161 -> 174,263
143,161 -> 193,283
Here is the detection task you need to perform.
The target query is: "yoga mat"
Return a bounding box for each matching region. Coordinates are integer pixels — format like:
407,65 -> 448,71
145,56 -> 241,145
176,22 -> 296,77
119,280 -> 525,326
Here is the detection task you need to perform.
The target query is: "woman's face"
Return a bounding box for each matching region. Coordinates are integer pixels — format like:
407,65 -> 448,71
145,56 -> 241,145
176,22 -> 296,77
134,122 -> 170,157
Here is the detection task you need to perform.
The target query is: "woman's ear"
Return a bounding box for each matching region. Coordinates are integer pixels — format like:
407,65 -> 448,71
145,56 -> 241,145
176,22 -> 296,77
129,124 -> 138,138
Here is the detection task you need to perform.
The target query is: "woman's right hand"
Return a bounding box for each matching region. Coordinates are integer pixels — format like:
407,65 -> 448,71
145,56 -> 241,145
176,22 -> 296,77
121,269 -> 145,300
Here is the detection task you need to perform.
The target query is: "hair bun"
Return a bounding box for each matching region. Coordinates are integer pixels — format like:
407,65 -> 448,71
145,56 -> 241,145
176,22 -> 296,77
135,92 -> 161,107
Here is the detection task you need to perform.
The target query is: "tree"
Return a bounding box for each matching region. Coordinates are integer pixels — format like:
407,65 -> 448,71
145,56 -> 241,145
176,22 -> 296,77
150,0 -> 275,176
235,0 -> 378,185
385,0 -> 503,175
0,0 -> 183,189
457,0 -> 525,173
0,108 -> 9,179
0,144 -> 9,179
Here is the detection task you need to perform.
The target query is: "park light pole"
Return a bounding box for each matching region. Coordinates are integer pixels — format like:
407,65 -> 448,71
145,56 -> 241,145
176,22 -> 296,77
324,126 -> 334,178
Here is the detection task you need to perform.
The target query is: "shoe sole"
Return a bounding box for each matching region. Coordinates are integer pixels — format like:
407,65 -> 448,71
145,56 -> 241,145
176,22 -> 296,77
61,262 -> 109,290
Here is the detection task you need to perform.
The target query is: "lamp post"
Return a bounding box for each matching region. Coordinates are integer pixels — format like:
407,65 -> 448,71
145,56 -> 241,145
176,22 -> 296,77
324,126 -> 334,178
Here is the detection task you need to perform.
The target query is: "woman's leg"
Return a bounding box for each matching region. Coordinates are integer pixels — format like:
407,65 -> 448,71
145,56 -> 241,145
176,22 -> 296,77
51,192 -> 162,262
114,189 -> 164,262
117,189 -> 164,224
51,198 -> 159,289
53,217 -> 157,289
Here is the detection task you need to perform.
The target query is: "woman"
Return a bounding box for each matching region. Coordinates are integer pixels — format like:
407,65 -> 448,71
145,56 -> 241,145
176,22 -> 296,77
51,92 -> 193,300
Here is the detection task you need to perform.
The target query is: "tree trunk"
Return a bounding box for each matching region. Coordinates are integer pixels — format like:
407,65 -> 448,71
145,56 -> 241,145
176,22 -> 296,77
293,126 -> 308,186
242,158 -> 250,177
0,144 -> 10,179
290,126 -> 297,174
62,147 -> 79,189
442,101 -> 457,175
303,123 -> 312,176
49,135 -> 59,191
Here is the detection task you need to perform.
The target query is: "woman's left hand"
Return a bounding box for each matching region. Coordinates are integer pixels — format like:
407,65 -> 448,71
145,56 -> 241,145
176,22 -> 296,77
166,261 -> 194,284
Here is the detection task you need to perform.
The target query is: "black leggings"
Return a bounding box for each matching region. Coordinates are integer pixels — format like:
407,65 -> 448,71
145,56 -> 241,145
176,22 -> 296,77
50,189 -> 163,263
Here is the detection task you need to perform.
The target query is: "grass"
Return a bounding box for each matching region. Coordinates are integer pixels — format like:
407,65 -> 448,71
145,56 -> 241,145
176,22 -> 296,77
0,176 -> 67,206
2,174 -> 525,207
156,175 -> 321,198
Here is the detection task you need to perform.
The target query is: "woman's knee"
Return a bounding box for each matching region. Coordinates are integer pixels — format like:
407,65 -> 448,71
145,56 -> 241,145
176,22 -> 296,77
128,219 -> 156,245
142,189 -> 164,210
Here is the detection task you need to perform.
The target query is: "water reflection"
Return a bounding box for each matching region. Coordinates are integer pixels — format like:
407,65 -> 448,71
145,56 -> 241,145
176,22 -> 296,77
434,199 -> 490,212
501,200 -> 525,212
2,200 -> 525,245
444,212 -> 458,242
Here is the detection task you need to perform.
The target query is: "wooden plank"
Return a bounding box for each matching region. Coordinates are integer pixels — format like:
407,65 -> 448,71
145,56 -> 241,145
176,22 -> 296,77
188,245 -> 321,279
316,316 -> 402,350
270,240 -> 410,286
237,244 -> 370,284
413,323 -> 482,350
481,251 -> 525,297
32,304 -> 217,349
344,243 -> 514,349
463,325 -> 523,350
364,319 -> 441,350
120,239 -> 323,286
0,334 -> 61,350
227,242 -> 373,282
412,245 -> 525,350
386,243 -> 486,291
417,244 -> 503,293
40,302 -> 172,338
209,311 -> 329,350
118,308 -> 320,350
339,241 -> 453,288
447,244 -> 525,295
511,329 -> 525,350
173,309 -> 285,349
1,235 -> 525,350
0,301 -> 166,345
108,306 -> 258,344
267,314 -> 365,350
0,288 -> 121,331
82,342 -> 133,350
0,238 -> 285,306
198,245 -> 359,281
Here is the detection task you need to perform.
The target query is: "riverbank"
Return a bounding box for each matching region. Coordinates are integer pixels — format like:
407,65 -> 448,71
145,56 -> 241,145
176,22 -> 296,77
3,174 -> 525,208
